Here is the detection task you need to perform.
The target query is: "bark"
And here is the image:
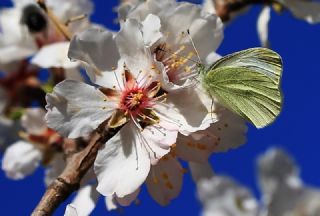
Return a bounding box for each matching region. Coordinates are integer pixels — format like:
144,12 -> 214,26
31,121 -> 121,216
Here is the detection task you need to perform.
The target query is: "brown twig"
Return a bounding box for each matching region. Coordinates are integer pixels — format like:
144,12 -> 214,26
37,0 -> 73,41
31,120 -> 122,216
214,0 -> 275,22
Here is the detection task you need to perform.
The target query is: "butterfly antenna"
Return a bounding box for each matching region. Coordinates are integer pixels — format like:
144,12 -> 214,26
186,29 -> 202,64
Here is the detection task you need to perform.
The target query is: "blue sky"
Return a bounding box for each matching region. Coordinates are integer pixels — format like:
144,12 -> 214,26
1,0 -> 320,215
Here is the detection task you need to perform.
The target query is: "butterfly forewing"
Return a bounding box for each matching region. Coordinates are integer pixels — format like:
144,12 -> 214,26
208,48 -> 282,83
203,48 -> 283,128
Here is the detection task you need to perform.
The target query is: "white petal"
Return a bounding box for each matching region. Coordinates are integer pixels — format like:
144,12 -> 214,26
203,0 -> 216,14
177,106 -> 247,162
0,8 -> 36,66
279,0 -> 320,23
155,86 -> 216,136
258,148 -> 298,181
68,27 -> 120,71
209,108 -> 247,152
70,185 -> 100,216
105,196 -> 118,211
258,148 -> 299,196
161,3 -> 201,44
141,14 -> 162,47
142,120 -> 178,165
146,155 -> 183,205
64,204 -> 78,216
12,0 -> 34,8
45,80 -> 116,138
2,141 -> 42,180
64,68 -> 84,81
44,154 -> 66,186
46,0 -> 94,22
95,123 -> 150,197
188,161 -> 214,183
31,42 -> 79,69
115,19 -> 154,76
198,176 -> 258,216
206,51 -> 221,65
115,188 -> 140,207
188,13 -> 224,62
123,0 -> 175,22
21,108 -> 47,135
257,6 -> 271,47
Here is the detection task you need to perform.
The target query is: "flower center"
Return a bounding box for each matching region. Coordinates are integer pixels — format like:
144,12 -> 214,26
154,43 -> 198,84
120,88 -> 149,116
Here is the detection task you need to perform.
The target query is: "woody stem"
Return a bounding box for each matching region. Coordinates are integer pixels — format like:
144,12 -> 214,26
31,120 -> 122,216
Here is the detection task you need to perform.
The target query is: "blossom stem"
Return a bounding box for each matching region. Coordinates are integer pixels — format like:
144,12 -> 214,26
31,120 -> 123,216
37,0 -> 73,41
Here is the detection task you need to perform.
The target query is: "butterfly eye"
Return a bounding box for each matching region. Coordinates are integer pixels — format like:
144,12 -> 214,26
21,4 -> 47,33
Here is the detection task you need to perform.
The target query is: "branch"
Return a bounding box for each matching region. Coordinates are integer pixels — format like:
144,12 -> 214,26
214,0 -> 274,22
31,121 -> 122,216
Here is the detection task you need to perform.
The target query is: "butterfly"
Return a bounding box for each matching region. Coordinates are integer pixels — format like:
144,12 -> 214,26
198,48 -> 283,128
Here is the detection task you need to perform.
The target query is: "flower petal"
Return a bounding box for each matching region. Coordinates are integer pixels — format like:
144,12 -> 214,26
64,204 -> 78,216
115,188 -> 140,207
68,26 -> 119,71
115,19 -> 154,76
21,108 -> 47,135
2,141 -> 42,180
44,154 -> 66,186
258,148 -> 299,196
141,14 -> 163,47
155,86 -> 216,136
257,6 -> 271,47
95,123 -> 150,197
188,161 -> 214,183
198,176 -> 258,216
141,120 -> 178,165
69,185 -> 100,216
188,13 -> 224,63
45,80 -> 116,138
32,42 -> 79,69
176,107 -> 246,162
279,0 -> 320,24
0,8 -> 36,67
146,154 -> 183,205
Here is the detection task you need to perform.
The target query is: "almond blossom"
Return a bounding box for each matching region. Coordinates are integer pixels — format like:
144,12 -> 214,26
257,0 -> 320,47
258,148 -> 320,216
2,108 -> 63,181
0,0 -> 93,78
46,16 -> 215,200
0,6 -> 36,73
118,0 -> 223,90
196,148 -> 320,216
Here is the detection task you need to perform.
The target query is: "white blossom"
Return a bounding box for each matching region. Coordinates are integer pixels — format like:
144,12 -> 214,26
258,148 -> 320,216
2,108 -> 62,180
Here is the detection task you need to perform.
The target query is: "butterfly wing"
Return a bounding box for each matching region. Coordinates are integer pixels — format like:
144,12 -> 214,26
208,48 -> 282,83
203,48 -> 283,128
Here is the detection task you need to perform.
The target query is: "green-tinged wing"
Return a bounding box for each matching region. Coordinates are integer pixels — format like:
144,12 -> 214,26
208,47 -> 282,83
203,48 -> 283,128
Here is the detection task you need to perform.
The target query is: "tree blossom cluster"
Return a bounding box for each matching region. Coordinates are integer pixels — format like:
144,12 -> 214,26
0,0 -> 319,215
197,148 -> 320,216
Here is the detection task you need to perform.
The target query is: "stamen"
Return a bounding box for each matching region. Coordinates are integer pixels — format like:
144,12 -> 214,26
113,70 -> 123,91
